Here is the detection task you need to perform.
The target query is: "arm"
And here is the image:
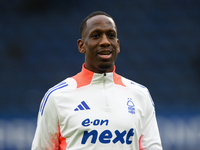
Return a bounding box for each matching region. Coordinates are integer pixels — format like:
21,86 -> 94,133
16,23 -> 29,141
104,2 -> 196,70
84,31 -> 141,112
139,90 -> 163,150
31,91 -> 60,150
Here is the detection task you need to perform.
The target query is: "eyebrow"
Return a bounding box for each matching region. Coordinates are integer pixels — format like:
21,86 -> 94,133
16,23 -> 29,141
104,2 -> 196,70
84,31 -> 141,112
89,28 -> 117,35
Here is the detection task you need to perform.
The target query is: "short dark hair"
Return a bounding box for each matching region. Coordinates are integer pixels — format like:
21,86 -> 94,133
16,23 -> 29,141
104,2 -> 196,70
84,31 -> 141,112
80,11 -> 116,38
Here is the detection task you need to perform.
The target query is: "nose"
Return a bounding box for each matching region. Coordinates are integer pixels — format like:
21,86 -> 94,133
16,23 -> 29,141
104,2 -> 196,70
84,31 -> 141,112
99,34 -> 110,47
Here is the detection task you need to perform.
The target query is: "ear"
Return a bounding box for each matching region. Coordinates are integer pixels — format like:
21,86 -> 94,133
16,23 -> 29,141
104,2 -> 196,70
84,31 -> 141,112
77,39 -> 85,54
117,39 -> 120,53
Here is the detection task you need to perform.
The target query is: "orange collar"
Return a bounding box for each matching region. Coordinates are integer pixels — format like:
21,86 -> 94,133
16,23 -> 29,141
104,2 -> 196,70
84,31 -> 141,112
72,64 -> 125,88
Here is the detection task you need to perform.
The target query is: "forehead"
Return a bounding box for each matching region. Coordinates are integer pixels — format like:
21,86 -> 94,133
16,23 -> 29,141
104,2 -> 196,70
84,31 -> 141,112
85,15 -> 116,34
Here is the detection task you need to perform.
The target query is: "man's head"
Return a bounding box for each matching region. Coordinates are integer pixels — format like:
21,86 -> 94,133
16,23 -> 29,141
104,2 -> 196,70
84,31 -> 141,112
78,11 -> 120,73
80,11 -> 116,38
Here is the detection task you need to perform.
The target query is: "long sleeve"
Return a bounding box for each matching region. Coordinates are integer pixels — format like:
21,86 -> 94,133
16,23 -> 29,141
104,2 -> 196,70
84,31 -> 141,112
139,90 -> 162,150
31,91 -> 60,150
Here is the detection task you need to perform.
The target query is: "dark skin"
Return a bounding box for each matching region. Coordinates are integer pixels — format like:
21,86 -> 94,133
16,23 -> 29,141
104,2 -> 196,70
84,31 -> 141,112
78,15 -> 120,73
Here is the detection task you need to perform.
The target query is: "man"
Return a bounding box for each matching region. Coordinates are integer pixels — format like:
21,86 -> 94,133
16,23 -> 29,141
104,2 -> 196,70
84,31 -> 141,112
32,11 -> 163,150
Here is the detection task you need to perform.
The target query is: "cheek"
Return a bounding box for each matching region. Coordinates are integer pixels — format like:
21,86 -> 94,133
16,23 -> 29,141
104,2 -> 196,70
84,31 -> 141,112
114,52 -> 119,60
113,43 -> 120,53
113,46 -> 120,59
85,42 -> 98,54
85,48 -> 96,61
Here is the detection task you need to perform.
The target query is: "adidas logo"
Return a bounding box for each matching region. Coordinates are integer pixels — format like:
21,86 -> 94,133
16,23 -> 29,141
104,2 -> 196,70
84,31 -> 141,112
74,101 -> 90,111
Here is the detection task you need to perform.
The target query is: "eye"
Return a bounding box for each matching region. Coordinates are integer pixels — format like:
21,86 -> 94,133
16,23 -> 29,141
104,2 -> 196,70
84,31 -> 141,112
91,33 -> 100,39
108,33 -> 116,39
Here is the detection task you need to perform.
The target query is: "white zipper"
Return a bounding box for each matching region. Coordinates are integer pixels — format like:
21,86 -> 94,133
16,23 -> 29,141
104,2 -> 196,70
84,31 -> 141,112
103,73 -> 110,109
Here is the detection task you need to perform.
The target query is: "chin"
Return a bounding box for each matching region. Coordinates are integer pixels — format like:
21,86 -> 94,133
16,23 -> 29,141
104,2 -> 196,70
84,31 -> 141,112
98,64 -> 113,73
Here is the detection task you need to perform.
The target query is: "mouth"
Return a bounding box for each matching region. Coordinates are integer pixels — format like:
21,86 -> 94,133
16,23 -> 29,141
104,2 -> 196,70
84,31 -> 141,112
98,51 -> 112,59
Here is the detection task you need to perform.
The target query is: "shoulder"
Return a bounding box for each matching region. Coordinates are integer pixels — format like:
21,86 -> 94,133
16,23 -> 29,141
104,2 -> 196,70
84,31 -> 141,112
39,77 -> 77,115
121,76 -> 155,108
46,77 -> 78,97
121,76 -> 148,91
121,76 -> 153,99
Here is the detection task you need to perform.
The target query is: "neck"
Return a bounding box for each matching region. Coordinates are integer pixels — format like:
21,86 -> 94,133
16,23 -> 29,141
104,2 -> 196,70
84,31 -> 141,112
84,63 -> 115,73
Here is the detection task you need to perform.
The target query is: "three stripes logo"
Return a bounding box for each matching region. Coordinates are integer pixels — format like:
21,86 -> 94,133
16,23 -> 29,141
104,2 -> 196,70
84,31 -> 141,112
74,101 -> 90,111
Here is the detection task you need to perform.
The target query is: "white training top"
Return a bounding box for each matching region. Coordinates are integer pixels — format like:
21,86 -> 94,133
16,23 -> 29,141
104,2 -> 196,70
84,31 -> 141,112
32,64 -> 163,150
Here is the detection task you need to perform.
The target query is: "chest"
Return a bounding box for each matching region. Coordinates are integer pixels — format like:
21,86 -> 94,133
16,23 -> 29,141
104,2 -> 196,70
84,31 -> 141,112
57,85 -> 145,136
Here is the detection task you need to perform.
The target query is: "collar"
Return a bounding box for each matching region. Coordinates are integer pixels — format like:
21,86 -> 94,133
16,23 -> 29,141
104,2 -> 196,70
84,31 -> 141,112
72,64 -> 125,88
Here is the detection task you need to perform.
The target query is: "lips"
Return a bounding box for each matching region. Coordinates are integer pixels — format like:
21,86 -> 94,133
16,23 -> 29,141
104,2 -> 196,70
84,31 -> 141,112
98,51 -> 112,59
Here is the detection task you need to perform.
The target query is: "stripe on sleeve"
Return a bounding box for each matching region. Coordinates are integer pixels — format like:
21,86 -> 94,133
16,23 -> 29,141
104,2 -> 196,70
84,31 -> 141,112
40,82 -> 66,112
40,82 -> 68,116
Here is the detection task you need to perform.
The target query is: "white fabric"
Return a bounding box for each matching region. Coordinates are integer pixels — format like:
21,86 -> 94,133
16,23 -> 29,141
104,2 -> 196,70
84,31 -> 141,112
32,67 -> 162,150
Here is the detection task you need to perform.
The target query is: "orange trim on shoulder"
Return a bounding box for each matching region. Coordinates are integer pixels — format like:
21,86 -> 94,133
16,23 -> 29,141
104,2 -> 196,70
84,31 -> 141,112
58,127 -> 67,150
72,64 -> 94,88
113,72 -> 126,87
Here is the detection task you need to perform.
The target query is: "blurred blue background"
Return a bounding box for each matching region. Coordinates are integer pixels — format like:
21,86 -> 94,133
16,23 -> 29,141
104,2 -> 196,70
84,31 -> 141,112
0,0 -> 200,149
